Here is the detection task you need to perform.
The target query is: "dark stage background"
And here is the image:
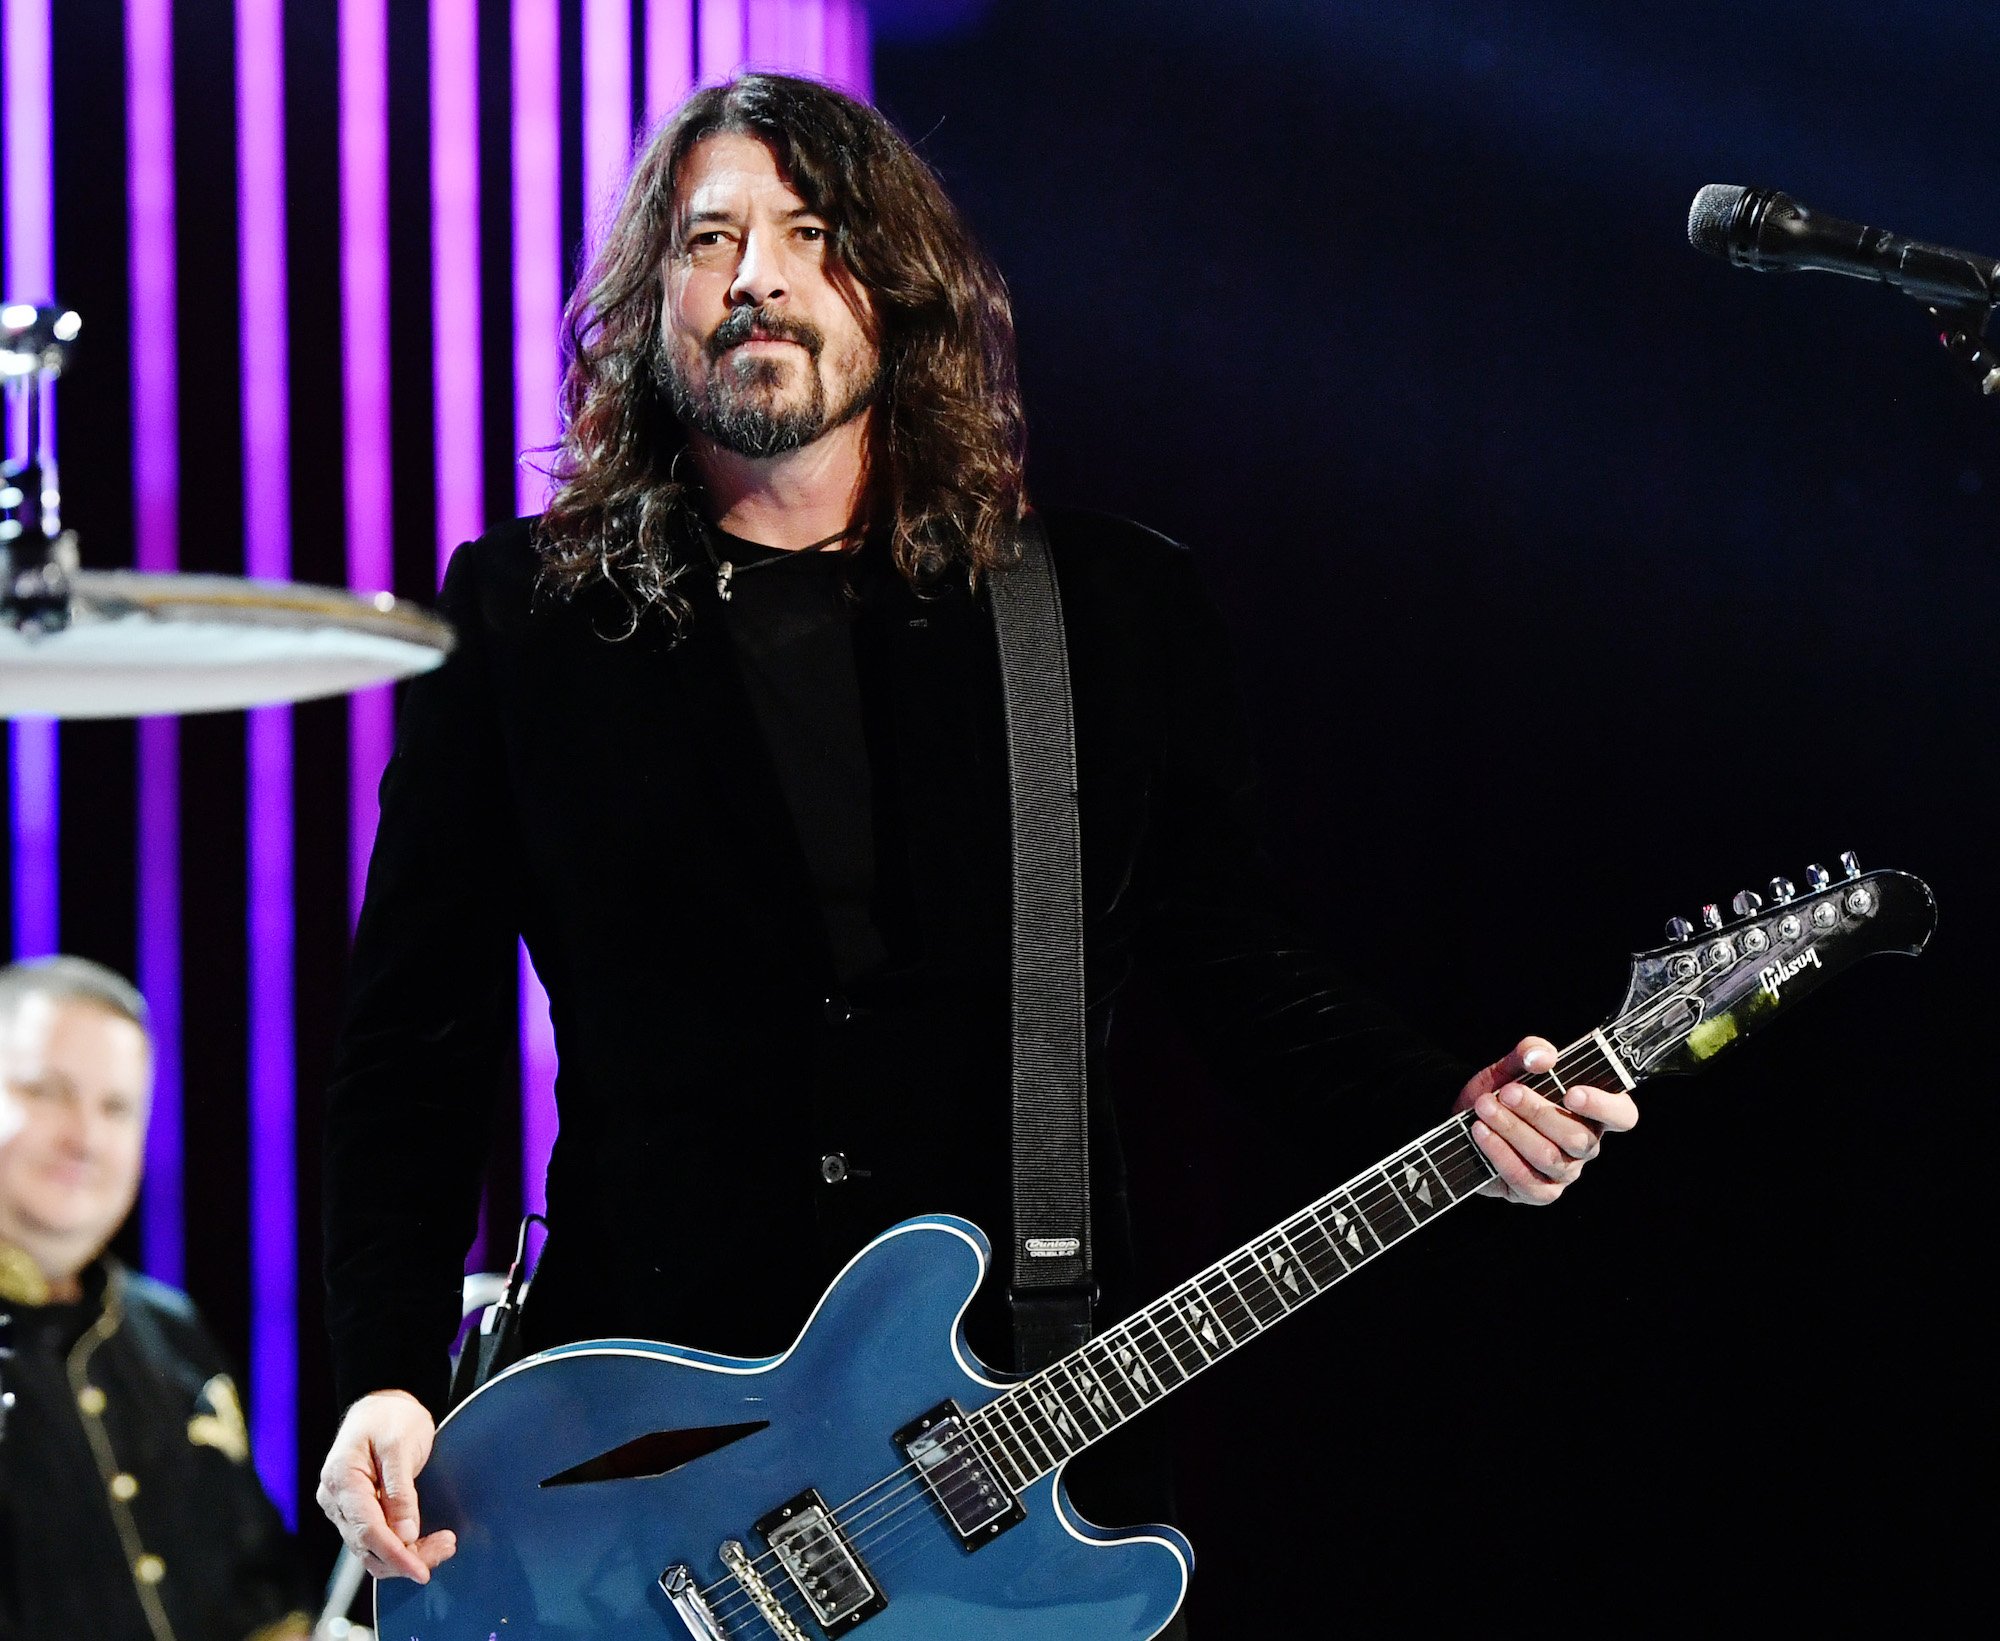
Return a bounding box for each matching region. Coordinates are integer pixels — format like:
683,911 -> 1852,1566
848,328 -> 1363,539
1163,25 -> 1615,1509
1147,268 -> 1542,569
8,0 -> 1993,1631
870,2 -> 1992,1630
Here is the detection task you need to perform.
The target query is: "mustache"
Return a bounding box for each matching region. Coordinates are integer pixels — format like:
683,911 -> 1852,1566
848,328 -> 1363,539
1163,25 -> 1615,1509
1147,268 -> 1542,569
706,306 -> 824,363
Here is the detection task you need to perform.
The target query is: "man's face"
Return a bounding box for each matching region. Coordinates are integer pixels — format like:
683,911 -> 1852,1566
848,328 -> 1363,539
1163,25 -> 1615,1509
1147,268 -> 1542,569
0,995 -> 151,1270
657,132 -> 881,458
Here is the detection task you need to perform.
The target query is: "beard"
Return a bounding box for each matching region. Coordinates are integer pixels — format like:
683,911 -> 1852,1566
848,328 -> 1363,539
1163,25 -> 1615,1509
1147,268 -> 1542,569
655,305 -> 880,459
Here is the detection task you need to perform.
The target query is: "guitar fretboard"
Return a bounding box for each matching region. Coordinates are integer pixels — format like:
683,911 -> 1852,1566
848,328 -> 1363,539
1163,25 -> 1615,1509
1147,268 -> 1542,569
962,1034 -> 1628,1488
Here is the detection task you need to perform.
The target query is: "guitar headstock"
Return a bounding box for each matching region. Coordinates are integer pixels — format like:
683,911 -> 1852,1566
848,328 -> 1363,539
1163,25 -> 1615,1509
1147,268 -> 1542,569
1609,855 -> 1935,1079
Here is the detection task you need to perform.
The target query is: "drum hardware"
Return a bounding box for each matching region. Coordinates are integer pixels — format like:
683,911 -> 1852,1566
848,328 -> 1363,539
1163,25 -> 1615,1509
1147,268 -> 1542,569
2,300 -> 454,718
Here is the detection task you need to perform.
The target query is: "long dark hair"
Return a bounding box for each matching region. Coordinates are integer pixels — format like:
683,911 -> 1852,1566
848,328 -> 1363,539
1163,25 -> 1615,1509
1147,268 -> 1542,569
538,74 -> 1028,628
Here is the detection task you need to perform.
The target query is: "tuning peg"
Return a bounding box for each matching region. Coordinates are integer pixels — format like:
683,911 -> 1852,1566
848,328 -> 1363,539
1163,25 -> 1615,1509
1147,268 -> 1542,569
1840,850 -> 1860,879
1805,863 -> 1831,890
1665,916 -> 1694,943
1768,877 -> 1796,902
1730,890 -> 1763,918
1700,903 -> 1724,932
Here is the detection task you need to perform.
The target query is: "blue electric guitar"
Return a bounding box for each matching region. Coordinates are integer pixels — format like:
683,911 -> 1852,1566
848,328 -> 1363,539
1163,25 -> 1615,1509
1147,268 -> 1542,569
381,860 -> 1933,1640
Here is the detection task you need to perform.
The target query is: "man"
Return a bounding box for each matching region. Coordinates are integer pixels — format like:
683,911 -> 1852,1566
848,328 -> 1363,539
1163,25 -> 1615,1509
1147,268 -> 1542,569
316,74 -> 1636,1627
0,957 -> 311,1641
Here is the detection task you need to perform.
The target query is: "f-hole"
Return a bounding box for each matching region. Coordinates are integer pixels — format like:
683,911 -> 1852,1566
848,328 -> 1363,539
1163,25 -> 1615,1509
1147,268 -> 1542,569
538,1420 -> 771,1487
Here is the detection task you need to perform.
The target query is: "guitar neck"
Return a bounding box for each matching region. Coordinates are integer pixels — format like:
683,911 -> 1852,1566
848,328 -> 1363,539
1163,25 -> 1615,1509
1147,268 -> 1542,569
965,1031 -> 1634,1486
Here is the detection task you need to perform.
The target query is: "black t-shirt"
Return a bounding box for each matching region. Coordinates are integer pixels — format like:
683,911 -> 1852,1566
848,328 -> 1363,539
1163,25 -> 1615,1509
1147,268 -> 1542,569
707,526 -> 889,987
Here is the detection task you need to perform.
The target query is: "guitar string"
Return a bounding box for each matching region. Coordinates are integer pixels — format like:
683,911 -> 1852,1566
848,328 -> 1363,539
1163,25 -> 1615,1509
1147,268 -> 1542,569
700,1132 -> 1509,1627
700,1095 -> 1572,1623
738,899 -> 1832,1600
704,958 -> 1756,1621
696,1054 -> 1578,1612
704,1143 -> 1509,1636
705,926 -> 1838,1623
697,1033 -> 1633,1618
705,1133 -> 1542,1636
697,1138 -> 1491,1622
702,899 -> 1867,1632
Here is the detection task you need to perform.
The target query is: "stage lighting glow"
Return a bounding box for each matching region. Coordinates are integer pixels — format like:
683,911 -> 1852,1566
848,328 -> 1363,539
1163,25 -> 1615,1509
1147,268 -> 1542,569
237,0 -> 299,1525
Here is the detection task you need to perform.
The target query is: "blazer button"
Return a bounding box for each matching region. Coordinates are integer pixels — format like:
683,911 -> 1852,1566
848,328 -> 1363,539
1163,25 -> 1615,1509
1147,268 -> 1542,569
819,1152 -> 849,1184
822,995 -> 854,1025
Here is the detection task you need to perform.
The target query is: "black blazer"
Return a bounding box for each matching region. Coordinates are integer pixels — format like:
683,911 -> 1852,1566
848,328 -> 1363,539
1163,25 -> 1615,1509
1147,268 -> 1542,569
323,507 -> 1465,1416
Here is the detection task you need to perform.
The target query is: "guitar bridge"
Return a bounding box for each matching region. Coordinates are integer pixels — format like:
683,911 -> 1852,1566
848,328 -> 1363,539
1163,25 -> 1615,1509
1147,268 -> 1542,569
659,1563 -> 727,1640
893,1400 -> 1025,1550
753,1488 -> 887,1632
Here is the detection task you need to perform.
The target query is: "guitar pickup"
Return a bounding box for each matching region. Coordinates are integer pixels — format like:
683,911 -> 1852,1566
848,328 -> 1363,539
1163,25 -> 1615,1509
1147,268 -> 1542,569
892,1400 -> 1025,1550
753,1488 -> 886,1633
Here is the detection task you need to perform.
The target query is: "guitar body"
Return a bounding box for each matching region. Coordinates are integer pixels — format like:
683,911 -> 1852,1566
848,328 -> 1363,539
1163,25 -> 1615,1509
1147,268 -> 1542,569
379,1216 -> 1192,1640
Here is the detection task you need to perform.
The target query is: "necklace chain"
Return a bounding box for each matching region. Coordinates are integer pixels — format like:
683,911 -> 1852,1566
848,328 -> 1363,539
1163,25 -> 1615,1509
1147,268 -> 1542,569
700,521 -> 863,602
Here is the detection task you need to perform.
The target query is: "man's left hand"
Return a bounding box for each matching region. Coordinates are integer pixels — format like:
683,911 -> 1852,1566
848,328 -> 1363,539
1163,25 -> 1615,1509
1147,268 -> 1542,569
1452,1036 -> 1637,1204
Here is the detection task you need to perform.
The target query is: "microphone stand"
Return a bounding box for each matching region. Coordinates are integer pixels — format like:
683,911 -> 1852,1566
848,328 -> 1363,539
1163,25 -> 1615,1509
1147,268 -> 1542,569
1927,301 -> 2000,396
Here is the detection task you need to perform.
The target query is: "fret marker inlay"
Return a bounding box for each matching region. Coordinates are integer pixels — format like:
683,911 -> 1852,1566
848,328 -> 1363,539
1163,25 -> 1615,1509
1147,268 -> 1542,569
1403,1161 -> 1433,1206
1118,1343 -> 1155,1395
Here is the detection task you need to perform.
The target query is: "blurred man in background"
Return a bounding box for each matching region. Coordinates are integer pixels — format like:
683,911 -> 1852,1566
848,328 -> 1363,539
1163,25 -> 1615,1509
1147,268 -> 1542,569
0,956 -> 311,1641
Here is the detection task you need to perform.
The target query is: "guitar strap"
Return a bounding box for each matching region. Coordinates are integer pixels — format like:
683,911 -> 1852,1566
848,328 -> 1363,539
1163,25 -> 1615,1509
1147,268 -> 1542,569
988,514 -> 1096,1374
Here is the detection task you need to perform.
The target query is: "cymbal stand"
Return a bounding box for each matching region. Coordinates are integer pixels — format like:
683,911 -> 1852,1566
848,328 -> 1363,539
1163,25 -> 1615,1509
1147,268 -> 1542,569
1,302 -> 82,634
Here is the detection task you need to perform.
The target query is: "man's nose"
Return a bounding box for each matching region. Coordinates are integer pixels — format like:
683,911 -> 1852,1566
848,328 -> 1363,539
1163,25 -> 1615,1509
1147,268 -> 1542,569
55,1104 -> 95,1157
727,228 -> 789,309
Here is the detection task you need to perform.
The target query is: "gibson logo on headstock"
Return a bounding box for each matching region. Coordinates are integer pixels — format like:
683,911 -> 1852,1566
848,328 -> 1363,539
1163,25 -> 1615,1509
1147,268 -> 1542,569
1759,948 -> 1821,1002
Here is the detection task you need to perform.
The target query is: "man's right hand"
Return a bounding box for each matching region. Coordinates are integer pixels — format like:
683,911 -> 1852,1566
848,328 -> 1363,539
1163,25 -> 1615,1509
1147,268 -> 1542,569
315,1389 -> 458,1583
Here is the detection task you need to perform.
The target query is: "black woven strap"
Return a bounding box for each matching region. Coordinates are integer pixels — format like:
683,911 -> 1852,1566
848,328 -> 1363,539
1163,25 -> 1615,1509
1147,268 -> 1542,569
988,515 -> 1094,1372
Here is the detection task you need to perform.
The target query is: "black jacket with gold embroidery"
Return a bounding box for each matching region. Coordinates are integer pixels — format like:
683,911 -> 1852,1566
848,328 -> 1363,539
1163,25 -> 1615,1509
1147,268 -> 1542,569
0,1260 -> 311,1641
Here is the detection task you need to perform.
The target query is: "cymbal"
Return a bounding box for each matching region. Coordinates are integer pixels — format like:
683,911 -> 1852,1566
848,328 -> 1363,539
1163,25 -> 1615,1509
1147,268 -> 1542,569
0,569 -> 454,719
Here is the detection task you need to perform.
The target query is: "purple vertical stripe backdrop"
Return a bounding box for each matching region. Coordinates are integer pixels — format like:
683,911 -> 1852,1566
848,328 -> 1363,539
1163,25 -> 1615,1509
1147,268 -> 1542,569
4,0 -> 59,961
647,0 -> 697,122
431,0 -> 483,576
430,0 -> 486,1266
343,0 -> 395,927
236,0 -> 298,1523
584,0 -> 633,238
127,0 -> 184,1289
512,0 -> 562,1221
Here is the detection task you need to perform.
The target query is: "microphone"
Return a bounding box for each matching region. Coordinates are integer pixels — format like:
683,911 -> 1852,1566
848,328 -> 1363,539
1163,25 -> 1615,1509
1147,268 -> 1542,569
1688,184 -> 2000,310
